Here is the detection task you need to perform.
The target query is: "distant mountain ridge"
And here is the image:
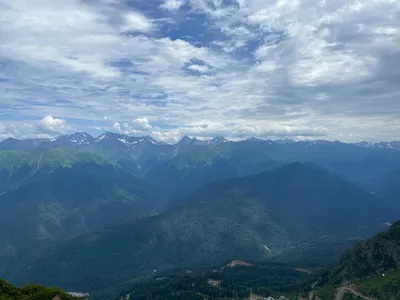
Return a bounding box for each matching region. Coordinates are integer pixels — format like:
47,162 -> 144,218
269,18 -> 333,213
364,169 -> 400,211
3,132 -> 400,195
3,133 -> 400,206
2,132 -> 400,149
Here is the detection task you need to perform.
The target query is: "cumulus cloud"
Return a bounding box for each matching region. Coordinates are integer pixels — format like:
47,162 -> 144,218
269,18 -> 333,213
0,122 -> 34,140
122,118 -> 151,135
160,0 -> 185,11
113,122 -> 121,132
0,116 -> 74,140
115,116 -> 328,143
0,0 -> 399,142
121,12 -> 153,33
39,116 -> 69,132
151,129 -> 183,143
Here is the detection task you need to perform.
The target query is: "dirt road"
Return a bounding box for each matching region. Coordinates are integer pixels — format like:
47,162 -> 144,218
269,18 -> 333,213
335,286 -> 375,300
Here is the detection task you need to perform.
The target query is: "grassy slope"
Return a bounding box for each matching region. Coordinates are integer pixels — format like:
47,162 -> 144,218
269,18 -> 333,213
357,269 -> 400,299
0,148 -> 113,170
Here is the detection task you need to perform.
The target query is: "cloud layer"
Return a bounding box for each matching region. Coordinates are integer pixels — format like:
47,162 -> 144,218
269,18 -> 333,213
0,0 -> 399,142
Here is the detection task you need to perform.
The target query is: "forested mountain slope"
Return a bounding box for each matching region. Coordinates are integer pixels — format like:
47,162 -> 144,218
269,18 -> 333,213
0,149 -> 163,279
15,163 -> 390,292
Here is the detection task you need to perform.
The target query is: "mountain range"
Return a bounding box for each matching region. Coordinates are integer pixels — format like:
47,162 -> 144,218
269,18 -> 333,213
2,132 -> 400,196
1,133 -> 400,299
2,132 -> 400,150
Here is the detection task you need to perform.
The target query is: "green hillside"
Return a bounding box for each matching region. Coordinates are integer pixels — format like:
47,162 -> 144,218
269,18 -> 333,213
311,221 -> 400,299
0,148 -> 112,170
0,279 -> 86,300
330,220 -> 400,283
0,148 -> 115,193
15,163 -> 388,292
357,269 -> 400,299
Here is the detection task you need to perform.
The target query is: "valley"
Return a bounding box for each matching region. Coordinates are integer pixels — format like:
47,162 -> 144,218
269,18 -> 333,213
1,0 -> 398,297
0,133 -> 400,299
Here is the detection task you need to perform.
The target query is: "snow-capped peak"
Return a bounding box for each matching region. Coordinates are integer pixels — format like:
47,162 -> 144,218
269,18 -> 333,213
59,132 -> 94,146
355,141 -> 400,150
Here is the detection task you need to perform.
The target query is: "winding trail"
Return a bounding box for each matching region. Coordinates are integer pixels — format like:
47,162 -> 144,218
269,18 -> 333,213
335,286 -> 375,300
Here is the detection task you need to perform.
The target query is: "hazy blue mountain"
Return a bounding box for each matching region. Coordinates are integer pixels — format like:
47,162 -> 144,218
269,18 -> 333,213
15,163 -> 390,292
0,164 -> 35,194
2,133 -> 400,194
322,150 -> 400,185
177,136 -> 202,146
0,148 -> 163,279
362,169 -> 400,213
176,136 -> 228,147
146,144 -> 238,196
0,137 -> 50,151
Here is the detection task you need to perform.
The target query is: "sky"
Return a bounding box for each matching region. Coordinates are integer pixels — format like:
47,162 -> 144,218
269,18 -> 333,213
0,0 -> 399,143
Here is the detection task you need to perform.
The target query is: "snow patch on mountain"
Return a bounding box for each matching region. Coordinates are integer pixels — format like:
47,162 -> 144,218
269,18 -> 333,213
263,244 -> 271,252
95,134 -> 106,142
118,138 -> 128,145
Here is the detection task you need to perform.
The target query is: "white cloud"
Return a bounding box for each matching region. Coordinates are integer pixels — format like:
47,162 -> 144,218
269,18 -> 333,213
187,64 -> 210,73
160,0 -> 185,11
122,117 -> 153,135
151,129 -> 183,143
132,118 -> 152,130
116,116 -> 328,143
39,116 -> 71,133
0,116 -> 74,140
122,11 -> 153,33
175,121 -> 328,139
0,0 -> 399,142
0,122 -> 34,140
113,122 -> 121,132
